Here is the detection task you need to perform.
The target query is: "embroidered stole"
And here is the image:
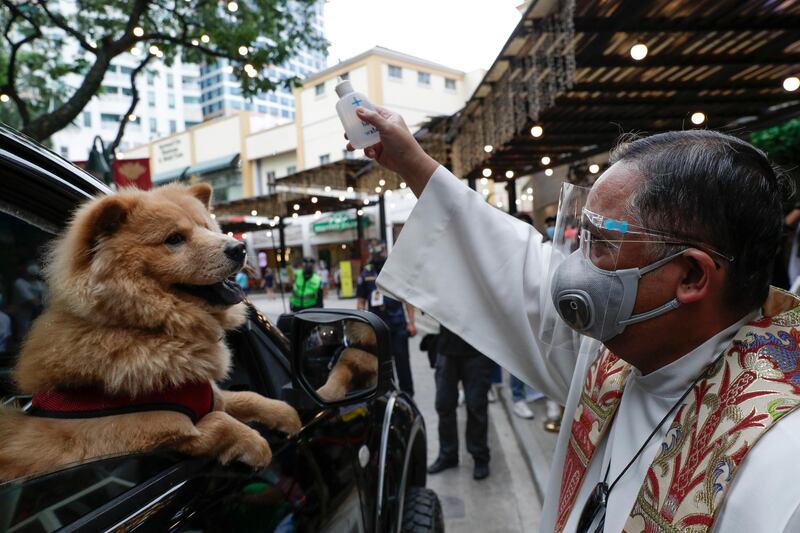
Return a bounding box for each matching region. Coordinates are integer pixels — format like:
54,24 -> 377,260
555,289 -> 800,533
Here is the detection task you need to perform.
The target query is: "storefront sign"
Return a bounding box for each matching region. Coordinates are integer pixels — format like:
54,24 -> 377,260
312,211 -> 369,234
152,134 -> 191,176
112,158 -> 151,190
339,261 -> 354,298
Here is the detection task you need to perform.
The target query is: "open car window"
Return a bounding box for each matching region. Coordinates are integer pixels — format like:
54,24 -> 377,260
0,451 -> 185,532
0,210 -> 55,401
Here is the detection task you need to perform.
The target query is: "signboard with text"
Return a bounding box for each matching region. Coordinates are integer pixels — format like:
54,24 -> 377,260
312,211 -> 370,234
112,158 -> 151,190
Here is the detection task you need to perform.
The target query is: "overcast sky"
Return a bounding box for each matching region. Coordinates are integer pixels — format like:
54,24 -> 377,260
323,0 -> 523,73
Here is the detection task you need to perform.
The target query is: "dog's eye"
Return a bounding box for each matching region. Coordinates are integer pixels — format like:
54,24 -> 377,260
165,233 -> 186,245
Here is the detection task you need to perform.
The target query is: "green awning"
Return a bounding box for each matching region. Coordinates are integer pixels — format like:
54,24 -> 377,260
186,154 -> 240,176
152,166 -> 188,184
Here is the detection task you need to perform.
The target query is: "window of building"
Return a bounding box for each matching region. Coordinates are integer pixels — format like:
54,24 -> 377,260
168,94 -> 175,109
108,65 -> 118,73
340,72 -> 350,80
60,146 -> 69,158
270,107 -> 279,116
343,149 -> 355,160
388,65 -> 402,79
445,78 -> 457,90
231,101 -> 242,110
148,91 -> 156,106
281,109 -> 289,118
418,71 -> 431,85
82,111 -> 91,127
169,120 -> 177,133
280,97 -> 291,106
258,105 -> 267,113
185,121 -> 200,128
101,113 -> 120,123
314,82 -> 325,96
147,71 -> 155,85
287,165 -> 296,175
149,118 -> 157,133
319,154 -> 330,165
121,87 -> 133,96
167,73 -> 174,88
182,75 -> 198,86
183,95 -> 200,105
120,66 -> 133,75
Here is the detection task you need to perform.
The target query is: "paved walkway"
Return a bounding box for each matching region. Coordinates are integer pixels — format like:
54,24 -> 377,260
249,293 -> 543,532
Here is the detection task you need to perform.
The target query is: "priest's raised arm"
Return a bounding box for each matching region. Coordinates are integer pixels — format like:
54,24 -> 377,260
347,105 -> 586,404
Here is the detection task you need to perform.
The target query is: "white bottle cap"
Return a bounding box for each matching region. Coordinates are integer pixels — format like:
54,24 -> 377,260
335,79 -> 354,98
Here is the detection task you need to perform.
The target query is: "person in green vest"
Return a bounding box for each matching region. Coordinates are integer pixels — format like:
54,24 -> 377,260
290,257 -> 323,312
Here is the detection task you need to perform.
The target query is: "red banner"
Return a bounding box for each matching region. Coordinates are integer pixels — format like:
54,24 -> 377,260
112,158 -> 151,190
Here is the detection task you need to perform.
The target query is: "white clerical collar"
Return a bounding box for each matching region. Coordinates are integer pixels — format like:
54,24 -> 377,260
629,310 -> 759,399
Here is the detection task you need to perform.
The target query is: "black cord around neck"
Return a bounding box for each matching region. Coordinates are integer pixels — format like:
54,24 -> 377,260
602,351 -> 724,493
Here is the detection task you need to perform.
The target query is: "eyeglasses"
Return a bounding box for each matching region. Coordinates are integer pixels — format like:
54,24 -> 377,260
581,208 -> 735,264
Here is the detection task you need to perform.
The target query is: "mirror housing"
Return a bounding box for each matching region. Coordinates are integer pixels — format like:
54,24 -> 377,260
290,309 -> 393,407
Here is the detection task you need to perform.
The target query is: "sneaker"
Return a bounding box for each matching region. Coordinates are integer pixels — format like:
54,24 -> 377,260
487,386 -> 497,403
513,400 -> 535,419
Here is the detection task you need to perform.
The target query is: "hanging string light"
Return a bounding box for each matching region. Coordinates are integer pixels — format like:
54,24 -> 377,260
783,76 -> 800,92
630,43 -> 648,61
691,112 -> 706,125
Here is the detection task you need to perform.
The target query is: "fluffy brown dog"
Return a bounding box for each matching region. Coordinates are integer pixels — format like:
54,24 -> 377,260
0,183 -> 300,481
316,320 -> 379,402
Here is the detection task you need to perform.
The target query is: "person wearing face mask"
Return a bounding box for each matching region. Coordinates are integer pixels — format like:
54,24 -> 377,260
356,241 -> 416,396
289,257 -> 323,312
347,105 -> 800,533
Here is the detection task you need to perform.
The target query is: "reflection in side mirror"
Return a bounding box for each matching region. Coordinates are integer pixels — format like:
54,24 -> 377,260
294,313 -> 384,405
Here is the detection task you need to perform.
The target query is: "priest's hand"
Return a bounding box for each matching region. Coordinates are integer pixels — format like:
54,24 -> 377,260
345,105 -> 439,197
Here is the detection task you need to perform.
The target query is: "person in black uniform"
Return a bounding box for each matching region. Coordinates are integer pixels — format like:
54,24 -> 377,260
356,241 -> 416,396
427,326 -> 493,480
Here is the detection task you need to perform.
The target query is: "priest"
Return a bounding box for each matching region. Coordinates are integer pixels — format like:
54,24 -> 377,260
347,105 -> 800,532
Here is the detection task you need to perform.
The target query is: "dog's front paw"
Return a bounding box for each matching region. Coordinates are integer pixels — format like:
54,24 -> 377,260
219,425 -> 273,469
270,401 -> 302,436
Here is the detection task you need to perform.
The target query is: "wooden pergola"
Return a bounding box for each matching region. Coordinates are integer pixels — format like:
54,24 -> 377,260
452,0 -> 800,185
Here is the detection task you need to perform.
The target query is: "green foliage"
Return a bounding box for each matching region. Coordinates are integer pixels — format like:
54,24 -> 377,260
0,0 -> 327,141
751,118 -> 800,168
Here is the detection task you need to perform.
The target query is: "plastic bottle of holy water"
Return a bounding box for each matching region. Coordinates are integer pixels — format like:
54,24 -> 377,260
335,79 -> 381,149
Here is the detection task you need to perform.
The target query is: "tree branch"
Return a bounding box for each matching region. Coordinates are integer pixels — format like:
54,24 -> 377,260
1,0 -> 43,124
33,0 -> 97,54
109,54 -> 153,155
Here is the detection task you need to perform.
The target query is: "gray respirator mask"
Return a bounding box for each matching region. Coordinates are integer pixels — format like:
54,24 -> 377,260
550,249 -> 684,342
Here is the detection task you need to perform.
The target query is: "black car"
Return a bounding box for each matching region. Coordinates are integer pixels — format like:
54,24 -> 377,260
0,125 -> 443,533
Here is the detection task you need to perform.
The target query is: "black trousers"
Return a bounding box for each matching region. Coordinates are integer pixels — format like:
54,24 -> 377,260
434,353 -> 492,464
391,328 -> 414,397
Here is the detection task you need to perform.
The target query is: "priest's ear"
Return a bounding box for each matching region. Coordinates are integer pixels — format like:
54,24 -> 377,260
676,249 -> 717,304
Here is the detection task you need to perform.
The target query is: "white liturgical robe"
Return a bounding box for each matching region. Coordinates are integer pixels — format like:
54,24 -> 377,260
377,165 -> 800,532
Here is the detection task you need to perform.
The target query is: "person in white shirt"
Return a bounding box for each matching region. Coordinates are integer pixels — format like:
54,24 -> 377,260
345,105 -> 800,533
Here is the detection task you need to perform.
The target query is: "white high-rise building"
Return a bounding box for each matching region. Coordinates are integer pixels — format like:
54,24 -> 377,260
199,0 -> 326,124
51,54 -> 203,163
50,0 -> 325,163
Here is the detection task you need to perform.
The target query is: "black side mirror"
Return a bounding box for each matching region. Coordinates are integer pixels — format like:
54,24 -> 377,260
290,309 -> 392,407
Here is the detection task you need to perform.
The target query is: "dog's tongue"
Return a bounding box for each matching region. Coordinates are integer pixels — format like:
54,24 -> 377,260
210,278 -> 245,305
177,278 -> 245,306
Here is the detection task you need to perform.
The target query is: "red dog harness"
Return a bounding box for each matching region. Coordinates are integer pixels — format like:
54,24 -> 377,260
29,381 -> 214,423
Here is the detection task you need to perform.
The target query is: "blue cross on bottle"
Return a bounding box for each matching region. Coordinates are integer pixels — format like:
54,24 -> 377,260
351,96 -> 363,106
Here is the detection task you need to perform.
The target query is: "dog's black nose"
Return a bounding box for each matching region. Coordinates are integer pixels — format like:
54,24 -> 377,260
224,241 -> 246,262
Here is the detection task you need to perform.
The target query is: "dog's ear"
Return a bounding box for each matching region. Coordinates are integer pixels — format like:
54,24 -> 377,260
188,183 -> 213,209
72,196 -> 135,267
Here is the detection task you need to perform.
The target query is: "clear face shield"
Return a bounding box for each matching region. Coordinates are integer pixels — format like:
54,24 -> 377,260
540,182 -> 733,347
